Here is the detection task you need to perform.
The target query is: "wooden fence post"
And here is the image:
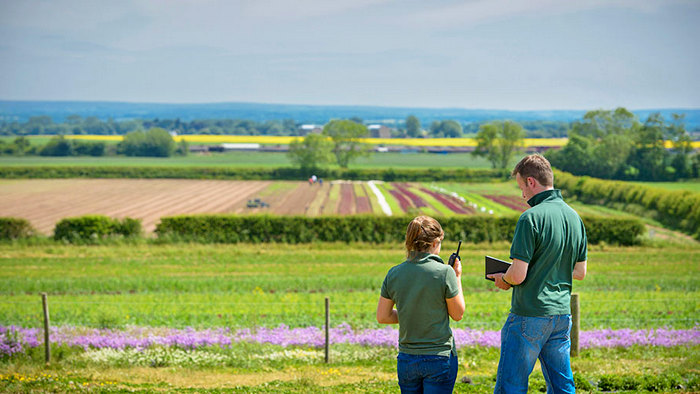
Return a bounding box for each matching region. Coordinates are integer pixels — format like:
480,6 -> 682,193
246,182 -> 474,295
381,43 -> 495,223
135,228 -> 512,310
570,293 -> 580,357
325,297 -> 330,364
41,293 -> 50,364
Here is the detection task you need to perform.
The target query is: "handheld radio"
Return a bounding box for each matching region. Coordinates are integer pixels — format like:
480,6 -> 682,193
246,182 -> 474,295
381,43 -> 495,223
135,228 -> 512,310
448,240 -> 462,267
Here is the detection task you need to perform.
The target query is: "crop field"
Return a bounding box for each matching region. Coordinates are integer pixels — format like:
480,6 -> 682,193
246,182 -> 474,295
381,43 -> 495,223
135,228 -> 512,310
0,242 -> 698,392
0,179 -> 528,234
0,151 -> 515,169
4,178 -> 699,243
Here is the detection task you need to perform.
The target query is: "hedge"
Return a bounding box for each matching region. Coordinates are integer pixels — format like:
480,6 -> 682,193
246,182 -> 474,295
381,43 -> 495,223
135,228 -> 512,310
0,217 -> 35,240
53,215 -> 142,243
0,166 -> 508,182
155,214 -> 644,245
556,171 -> 700,240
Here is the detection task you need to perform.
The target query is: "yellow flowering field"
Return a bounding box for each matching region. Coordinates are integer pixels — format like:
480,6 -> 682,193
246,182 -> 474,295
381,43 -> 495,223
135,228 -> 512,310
64,135 -> 700,149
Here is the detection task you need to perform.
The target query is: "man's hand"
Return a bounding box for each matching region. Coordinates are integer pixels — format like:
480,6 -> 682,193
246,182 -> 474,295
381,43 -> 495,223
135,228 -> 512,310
487,273 -> 512,290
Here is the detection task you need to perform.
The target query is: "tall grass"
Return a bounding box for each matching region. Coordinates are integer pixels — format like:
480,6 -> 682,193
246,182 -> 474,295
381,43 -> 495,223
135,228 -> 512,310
0,242 -> 696,330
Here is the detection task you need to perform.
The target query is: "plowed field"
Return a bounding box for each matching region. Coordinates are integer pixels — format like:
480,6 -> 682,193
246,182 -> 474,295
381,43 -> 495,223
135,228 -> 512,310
0,179 -> 273,234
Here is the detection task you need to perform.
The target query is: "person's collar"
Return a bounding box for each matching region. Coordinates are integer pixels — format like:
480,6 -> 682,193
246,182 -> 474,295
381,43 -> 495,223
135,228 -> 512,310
408,252 -> 443,264
527,189 -> 561,207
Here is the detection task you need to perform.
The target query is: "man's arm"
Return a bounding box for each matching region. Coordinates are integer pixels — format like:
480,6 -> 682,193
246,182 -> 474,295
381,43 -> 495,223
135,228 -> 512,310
376,296 -> 398,324
573,260 -> 587,280
487,258 -> 529,290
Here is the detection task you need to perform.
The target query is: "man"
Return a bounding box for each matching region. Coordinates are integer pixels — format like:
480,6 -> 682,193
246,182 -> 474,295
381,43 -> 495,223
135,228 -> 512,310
487,154 -> 587,394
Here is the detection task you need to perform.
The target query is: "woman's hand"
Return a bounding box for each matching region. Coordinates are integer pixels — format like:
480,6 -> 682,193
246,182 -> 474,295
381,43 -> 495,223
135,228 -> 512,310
451,257 -> 462,278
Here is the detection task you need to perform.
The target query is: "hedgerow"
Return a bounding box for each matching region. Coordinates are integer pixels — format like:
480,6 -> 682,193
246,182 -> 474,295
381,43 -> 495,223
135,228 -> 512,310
557,171 -> 700,240
53,215 -> 142,243
155,215 -> 644,245
0,217 -> 35,240
0,166 -> 509,182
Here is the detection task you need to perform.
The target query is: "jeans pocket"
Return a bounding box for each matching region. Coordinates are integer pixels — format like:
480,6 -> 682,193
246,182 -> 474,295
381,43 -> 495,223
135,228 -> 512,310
521,316 -> 549,342
423,356 -> 451,383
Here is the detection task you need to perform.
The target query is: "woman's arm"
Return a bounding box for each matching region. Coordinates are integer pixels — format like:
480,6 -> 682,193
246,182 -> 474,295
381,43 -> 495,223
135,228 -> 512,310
446,257 -> 465,321
376,296 -> 399,324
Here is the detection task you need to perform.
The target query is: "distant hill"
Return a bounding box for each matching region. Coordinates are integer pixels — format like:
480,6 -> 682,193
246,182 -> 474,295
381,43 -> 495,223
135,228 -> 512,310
0,100 -> 698,129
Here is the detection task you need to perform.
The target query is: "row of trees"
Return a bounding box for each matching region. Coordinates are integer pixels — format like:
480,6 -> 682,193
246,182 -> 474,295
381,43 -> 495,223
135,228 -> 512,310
547,108 -> 698,181
287,119 -> 527,171
1,114 -> 574,138
0,128 -> 187,158
0,116 -> 298,137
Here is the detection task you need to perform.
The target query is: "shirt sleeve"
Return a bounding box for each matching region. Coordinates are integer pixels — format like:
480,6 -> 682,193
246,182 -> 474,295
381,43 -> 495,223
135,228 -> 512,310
577,219 -> 588,262
510,214 -> 536,263
444,267 -> 460,299
380,275 -> 391,299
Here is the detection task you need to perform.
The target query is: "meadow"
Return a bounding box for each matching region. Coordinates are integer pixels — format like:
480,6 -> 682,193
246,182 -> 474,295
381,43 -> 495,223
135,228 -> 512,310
0,151 -> 512,170
1,241 -> 698,392
1,148 -> 699,392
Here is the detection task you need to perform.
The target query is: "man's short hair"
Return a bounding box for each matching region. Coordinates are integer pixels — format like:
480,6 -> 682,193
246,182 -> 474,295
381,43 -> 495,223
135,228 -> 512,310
512,154 -> 553,187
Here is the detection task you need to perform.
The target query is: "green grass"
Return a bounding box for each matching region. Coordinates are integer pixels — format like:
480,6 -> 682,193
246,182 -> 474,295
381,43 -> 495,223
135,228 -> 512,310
0,242 -> 697,330
0,151 -> 523,169
0,241 -> 697,392
0,338 -> 697,393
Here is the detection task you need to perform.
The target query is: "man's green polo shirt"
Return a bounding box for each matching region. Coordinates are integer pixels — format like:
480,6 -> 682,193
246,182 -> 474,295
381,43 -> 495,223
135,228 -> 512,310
381,253 -> 460,356
510,189 -> 587,317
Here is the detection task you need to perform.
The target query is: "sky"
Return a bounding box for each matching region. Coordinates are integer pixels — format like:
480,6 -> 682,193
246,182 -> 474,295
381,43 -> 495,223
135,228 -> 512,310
0,0 -> 698,110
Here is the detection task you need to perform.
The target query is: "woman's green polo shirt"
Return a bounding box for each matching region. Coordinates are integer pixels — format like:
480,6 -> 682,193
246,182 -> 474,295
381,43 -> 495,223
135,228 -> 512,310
381,253 -> 460,356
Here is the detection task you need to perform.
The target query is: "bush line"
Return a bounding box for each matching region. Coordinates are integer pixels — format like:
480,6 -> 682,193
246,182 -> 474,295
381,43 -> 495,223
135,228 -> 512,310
2,215 -> 644,245
155,215 -> 645,245
556,171 -> 700,240
0,166 -> 508,182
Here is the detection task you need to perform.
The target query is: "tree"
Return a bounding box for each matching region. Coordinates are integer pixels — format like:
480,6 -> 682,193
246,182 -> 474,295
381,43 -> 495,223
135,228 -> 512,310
473,121 -> 526,169
322,120 -> 370,168
287,133 -> 334,172
429,120 -> 462,138
40,135 -> 74,156
406,115 -> 421,138
119,128 -> 175,157
547,108 -> 639,179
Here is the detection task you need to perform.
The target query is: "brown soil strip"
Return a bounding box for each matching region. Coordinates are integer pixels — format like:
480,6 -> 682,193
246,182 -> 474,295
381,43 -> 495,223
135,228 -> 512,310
355,183 -> 372,214
337,183 -> 355,215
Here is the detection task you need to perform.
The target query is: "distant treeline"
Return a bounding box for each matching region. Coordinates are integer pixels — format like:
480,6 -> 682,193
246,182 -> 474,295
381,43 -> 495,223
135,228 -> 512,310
0,129 -> 187,158
0,114 -> 570,138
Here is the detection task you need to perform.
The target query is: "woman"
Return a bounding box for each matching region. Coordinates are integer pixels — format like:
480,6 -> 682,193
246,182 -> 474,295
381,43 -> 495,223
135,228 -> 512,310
377,216 -> 465,393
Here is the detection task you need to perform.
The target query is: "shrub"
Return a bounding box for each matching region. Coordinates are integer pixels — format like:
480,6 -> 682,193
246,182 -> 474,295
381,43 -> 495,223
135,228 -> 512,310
53,215 -> 142,243
156,214 -> 643,245
0,217 -> 35,240
556,170 -> 700,240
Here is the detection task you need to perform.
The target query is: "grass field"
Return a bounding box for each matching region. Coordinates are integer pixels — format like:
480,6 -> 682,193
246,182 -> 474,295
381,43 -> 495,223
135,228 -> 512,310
1,242 -> 697,331
0,151 -> 519,169
0,241 -> 698,392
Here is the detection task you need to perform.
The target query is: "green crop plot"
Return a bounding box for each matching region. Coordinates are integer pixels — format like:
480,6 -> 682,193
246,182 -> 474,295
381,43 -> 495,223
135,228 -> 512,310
0,151 -> 523,169
1,242 -> 697,330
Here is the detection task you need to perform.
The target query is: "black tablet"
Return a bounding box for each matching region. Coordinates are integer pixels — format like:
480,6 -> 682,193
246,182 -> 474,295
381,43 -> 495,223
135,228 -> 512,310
485,256 -> 512,281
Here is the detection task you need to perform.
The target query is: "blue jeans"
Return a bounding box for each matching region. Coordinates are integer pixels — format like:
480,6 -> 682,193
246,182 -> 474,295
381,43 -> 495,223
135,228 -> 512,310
397,352 -> 458,393
494,313 -> 575,394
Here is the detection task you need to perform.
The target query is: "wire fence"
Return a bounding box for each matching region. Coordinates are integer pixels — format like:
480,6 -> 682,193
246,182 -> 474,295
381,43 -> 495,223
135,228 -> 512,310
1,295 -> 696,330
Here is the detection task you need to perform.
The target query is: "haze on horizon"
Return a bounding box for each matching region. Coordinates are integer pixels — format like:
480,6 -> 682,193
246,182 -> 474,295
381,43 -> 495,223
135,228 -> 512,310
0,0 -> 698,111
